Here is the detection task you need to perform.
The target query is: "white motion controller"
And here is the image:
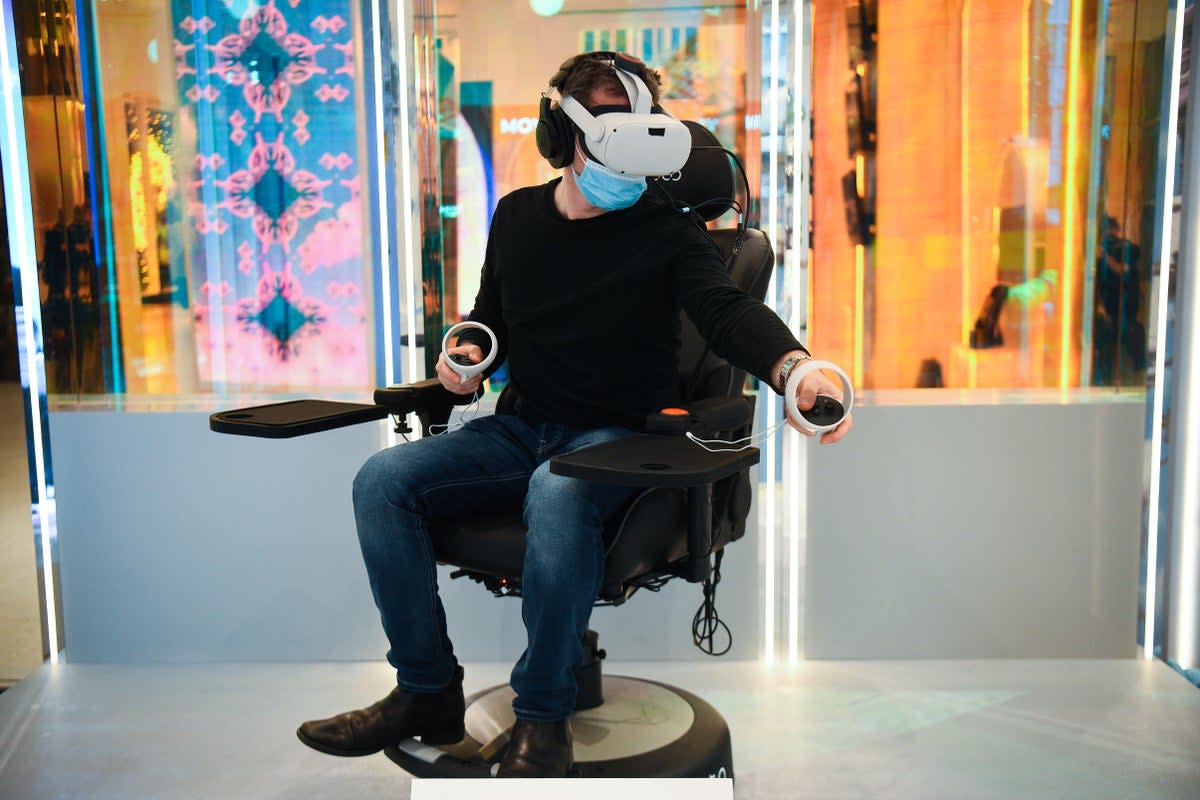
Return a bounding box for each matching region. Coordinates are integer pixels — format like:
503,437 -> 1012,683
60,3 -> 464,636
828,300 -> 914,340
441,321 -> 498,382
785,359 -> 855,435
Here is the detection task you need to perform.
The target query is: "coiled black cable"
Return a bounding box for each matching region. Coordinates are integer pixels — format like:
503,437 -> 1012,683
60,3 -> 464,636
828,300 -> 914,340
691,549 -> 731,656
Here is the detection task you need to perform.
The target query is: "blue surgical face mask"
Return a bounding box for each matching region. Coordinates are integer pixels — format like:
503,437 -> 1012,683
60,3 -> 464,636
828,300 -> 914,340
574,156 -> 646,211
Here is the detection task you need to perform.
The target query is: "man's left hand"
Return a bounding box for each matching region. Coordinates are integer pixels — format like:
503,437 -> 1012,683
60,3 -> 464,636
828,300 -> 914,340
772,350 -> 854,444
792,368 -> 853,444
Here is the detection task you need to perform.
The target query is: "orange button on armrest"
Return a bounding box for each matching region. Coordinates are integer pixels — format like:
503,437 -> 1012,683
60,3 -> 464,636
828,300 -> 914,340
660,407 -> 689,416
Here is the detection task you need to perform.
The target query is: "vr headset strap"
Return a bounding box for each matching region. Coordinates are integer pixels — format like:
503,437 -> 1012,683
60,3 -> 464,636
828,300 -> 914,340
611,68 -> 651,114
557,93 -> 604,144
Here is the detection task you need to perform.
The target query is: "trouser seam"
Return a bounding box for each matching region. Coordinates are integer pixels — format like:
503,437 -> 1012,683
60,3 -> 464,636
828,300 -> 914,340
411,470 -> 529,503
415,514 -> 446,668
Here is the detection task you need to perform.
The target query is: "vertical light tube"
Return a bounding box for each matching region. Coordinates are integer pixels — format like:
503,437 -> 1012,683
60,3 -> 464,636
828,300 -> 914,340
190,0 -> 227,390
960,0 -> 972,348
786,0 -> 813,665
1021,0 -> 1031,135
1165,1 -> 1200,672
763,0 -> 782,665
1059,0 -> 1085,388
1144,0 -> 1187,662
0,0 -> 60,663
394,0 -> 423,422
370,0 -> 396,389
854,244 -> 865,388
1079,0 -> 1113,390
74,0 -> 122,393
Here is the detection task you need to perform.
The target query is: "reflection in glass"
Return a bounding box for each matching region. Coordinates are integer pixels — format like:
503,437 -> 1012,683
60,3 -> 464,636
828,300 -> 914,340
168,0 -> 371,392
809,0 -> 1172,390
18,0 -> 376,398
421,0 -> 762,369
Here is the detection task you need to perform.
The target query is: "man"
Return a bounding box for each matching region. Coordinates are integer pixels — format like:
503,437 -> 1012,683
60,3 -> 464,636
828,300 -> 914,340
297,51 -> 852,778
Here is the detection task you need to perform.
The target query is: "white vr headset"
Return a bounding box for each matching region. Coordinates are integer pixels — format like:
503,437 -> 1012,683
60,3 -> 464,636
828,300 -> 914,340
551,56 -> 691,177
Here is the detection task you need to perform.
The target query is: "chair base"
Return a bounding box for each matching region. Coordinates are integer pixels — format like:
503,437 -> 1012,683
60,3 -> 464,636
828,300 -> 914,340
383,676 -> 733,779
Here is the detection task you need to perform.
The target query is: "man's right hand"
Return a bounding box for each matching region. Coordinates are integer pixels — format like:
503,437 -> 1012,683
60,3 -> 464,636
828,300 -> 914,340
436,343 -> 485,396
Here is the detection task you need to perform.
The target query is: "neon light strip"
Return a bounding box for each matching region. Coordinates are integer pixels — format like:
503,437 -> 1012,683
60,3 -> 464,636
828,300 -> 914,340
187,0 -> 227,390
763,0 -> 782,665
1171,4 -> 1200,673
854,245 -> 865,389
1145,0 -> 1187,662
1059,0 -> 1084,388
395,0 -> 422,412
1079,0 -> 1112,389
0,0 -> 60,663
371,0 -> 396,389
1021,0 -> 1031,136
75,0 -> 122,392
960,5 -> 971,347
786,0 -> 812,665
853,145 -> 865,388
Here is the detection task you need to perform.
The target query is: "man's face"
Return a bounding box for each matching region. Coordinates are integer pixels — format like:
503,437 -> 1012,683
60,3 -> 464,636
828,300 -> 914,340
571,84 -> 631,173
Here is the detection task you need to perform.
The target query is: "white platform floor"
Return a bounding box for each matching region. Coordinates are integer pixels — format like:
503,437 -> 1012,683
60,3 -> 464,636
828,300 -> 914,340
0,659 -> 1197,799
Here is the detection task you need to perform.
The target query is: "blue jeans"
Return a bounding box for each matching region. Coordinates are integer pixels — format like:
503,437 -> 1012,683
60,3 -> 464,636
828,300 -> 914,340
352,413 -> 638,721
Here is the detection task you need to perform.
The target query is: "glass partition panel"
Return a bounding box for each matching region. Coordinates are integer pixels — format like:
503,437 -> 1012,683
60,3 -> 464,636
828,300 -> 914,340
809,0 -> 1172,391
18,0 -> 378,399
414,0 -> 762,377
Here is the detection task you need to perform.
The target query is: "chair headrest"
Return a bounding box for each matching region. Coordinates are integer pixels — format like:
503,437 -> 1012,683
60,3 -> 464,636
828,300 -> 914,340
651,121 -> 736,222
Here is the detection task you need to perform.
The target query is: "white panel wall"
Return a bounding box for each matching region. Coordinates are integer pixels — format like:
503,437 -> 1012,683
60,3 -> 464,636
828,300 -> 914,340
49,409 -> 759,664
50,397 -> 1142,666
805,398 -> 1143,659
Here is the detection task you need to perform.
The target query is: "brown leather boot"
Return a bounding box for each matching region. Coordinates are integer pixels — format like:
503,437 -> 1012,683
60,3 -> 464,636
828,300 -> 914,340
496,718 -> 574,777
296,667 -> 465,756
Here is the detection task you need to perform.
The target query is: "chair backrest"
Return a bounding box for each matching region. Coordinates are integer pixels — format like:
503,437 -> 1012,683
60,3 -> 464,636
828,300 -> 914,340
651,121 -> 776,404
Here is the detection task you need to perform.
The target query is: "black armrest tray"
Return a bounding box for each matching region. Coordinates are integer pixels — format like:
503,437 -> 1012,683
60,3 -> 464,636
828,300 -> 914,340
210,399 -> 388,439
550,434 -> 758,488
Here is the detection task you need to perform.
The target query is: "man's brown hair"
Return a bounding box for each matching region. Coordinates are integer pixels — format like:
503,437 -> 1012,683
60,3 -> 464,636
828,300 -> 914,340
551,52 -> 663,109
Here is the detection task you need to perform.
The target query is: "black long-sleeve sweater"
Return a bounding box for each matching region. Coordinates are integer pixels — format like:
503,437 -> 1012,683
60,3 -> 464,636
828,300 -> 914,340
459,179 -> 804,429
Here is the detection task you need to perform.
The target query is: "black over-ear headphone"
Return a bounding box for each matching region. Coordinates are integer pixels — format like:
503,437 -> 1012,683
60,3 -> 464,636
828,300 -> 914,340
535,51 -> 648,169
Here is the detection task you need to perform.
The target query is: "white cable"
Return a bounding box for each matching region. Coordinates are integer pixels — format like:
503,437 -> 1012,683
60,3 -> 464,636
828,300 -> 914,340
686,418 -> 791,452
685,360 -> 854,452
427,395 -> 482,436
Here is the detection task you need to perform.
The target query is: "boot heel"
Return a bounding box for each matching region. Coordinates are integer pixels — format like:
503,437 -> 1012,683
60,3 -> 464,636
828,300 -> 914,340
420,725 -> 465,745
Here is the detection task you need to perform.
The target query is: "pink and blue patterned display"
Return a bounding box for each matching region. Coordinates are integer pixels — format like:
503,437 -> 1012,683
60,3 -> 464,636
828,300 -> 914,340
174,0 -> 368,389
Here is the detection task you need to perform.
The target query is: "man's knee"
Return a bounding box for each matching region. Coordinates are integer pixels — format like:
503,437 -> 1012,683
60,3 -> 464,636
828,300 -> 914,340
522,469 -> 605,590
525,467 -> 598,525
353,447 -> 420,514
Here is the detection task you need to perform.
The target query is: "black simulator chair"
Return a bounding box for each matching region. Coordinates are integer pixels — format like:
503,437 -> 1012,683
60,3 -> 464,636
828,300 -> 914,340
210,122 -> 774,779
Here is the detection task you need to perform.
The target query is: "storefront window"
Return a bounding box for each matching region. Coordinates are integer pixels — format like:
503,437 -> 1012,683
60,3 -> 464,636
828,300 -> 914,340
12,0 -> 1175,398
415,0 -> 763,369
808,0 -> 1172,390
16,0 -> 376,398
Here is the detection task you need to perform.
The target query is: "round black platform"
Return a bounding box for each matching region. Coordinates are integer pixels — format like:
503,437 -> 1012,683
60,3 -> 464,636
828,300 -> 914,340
383,676 -> 733,779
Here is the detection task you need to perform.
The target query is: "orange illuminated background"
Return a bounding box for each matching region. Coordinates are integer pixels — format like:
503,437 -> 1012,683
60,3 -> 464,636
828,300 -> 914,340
808,0 -> 1101,390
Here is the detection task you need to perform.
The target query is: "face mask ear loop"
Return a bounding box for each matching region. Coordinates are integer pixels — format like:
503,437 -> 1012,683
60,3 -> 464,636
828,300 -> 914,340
685,418 -> 791,453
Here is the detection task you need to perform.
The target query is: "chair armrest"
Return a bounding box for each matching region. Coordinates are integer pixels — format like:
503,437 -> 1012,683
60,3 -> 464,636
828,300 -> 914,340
209,399 -> 388,438
645,395 -> 752,436
374,378 -> 457,436
373,378 -> 453,415
552,434 -> 758,583
209,379 -> 457,439
549,434 -> 758,489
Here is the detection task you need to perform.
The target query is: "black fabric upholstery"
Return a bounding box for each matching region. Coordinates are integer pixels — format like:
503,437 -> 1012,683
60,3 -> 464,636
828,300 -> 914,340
430,487 -> 687,602
650,121 -> 736,222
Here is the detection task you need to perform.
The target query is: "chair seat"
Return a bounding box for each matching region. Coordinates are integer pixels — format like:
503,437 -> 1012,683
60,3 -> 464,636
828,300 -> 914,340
430,487 -> 689,601
430,510 -> 529,580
